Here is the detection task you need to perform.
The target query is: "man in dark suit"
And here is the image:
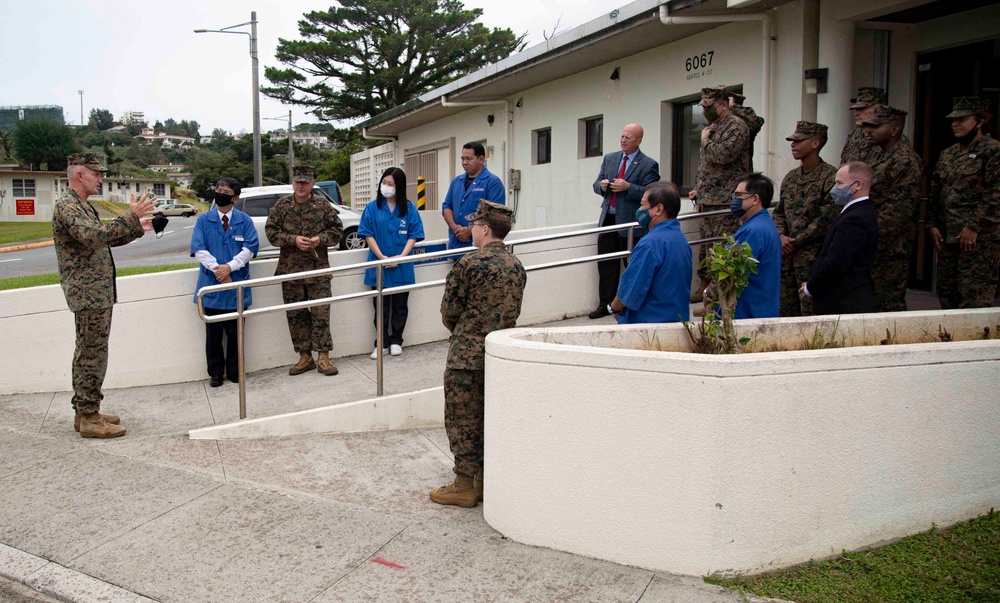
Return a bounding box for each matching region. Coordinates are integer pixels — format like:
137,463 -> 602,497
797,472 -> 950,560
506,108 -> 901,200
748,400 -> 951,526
589,123 -> 660,318
799,162 -> 879,315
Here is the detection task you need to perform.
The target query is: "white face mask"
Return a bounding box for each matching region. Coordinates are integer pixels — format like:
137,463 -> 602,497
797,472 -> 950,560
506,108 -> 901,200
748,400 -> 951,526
380,184 -> 396,199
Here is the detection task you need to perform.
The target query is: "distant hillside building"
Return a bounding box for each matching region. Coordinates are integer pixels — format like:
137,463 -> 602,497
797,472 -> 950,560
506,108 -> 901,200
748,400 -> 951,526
136,127 -> 195,148
121,110 -> 145,125
0,105 -> 65,131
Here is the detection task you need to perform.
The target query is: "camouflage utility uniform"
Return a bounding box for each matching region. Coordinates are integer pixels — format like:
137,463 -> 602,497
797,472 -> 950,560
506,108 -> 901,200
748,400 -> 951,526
869,138 -> 923,312
928,135 -> 1000,309
441,241 -> 526,478
53,189 -> 144,414
774,161 -> 837,316
840,127 -> 881,166
265,193 -> 344,353
695,111 -> 750,287
730,104 -> 764,172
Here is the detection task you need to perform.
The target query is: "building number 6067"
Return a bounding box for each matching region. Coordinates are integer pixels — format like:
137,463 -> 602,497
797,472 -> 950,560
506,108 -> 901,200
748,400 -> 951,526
686,52 -> 714,72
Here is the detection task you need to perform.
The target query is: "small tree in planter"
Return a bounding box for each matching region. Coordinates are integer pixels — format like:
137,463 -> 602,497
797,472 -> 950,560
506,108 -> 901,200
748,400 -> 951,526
686,236 -> 758,354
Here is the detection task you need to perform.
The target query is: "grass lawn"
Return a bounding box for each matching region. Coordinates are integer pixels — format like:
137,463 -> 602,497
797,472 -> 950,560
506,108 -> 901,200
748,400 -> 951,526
707,511 -> 1000,603
0,263 -> 198,291
0,222 -> 53,245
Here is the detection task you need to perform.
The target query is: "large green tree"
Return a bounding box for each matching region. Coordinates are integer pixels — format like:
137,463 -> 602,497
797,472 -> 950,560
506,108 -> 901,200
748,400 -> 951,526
11,118 -> 78,170
89,108 -> 115,131
263,0 -> 525,121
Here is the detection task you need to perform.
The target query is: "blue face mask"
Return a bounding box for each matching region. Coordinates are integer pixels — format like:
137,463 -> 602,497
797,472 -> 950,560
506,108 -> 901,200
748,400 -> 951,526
636,208 -> 651,229
730,195 -> 746,219
829,184 -> 853,206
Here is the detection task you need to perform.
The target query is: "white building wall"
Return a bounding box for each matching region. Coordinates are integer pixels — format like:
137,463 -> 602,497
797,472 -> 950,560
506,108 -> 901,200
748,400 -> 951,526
0,173 -> 58,222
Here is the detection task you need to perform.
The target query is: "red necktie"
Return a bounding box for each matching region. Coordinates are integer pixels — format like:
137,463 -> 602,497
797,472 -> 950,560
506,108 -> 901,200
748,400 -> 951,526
610,154 -> 627,208
222,215 -> 229,232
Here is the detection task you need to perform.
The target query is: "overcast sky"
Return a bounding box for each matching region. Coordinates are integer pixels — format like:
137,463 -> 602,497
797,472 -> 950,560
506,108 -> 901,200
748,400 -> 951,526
0,0 -> 623,135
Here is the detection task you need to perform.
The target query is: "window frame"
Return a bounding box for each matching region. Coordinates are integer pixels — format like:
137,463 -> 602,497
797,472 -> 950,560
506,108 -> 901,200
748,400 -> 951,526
533,127 -> 552,165
13,178 -> 36,197
581,116 -> 603,159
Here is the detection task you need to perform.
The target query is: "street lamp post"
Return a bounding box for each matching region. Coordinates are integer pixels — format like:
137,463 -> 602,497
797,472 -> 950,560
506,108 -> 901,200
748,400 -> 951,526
194,11 -> 262,187
264,110 -> 294,183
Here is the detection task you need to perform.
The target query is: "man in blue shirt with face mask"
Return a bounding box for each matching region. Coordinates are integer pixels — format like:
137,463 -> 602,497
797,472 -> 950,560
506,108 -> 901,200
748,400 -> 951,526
731,172 -> 782,319
608,182 -> 692,324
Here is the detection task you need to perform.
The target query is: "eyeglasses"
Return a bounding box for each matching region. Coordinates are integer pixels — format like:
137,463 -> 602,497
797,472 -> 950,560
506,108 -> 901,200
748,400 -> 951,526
732,191 -> 756,199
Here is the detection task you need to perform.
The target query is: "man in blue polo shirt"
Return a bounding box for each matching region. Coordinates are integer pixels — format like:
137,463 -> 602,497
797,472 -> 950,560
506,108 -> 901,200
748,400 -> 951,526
190,177 -> 259,387
730,172 -> 781,319
442,141 -> 506,249
608,182 -> 692,324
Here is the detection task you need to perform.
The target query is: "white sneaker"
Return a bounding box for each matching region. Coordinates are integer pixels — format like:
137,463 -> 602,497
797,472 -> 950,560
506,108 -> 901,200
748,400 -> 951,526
390,344 -> 403,356
370,347 -> 387,359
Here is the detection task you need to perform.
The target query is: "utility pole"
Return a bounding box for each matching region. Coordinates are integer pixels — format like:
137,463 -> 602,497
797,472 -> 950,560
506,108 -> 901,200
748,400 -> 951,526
78,90 -> 84,126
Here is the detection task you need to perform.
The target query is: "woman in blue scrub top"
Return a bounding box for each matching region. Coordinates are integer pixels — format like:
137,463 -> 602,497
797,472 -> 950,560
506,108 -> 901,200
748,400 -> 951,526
359,167 -> 425,358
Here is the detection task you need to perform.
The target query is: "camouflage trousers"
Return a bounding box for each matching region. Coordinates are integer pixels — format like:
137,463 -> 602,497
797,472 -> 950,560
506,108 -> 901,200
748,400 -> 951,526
281,281 -> 333,353
937,237 -> 1000,309
697,208 -> 739,287
872,251 -> 910,313
780,260 -> 814,317
443,368 -> 485,478
72,308 -> 113,415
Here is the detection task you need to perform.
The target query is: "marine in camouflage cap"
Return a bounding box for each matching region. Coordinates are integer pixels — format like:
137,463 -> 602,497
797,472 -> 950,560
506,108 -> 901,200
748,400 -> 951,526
701,86 -> 729,104
945,96 -> 991,119
786,121 -> 828,142
464,199 -> 513,225
862,104 -> 908,127
849,87 -> 888,110
292,165 -> 316,183
67,152 -> 108,172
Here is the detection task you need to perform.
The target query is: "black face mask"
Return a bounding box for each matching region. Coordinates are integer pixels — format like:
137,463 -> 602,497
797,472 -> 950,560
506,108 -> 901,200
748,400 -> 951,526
956,123 -> 982,147
215,191 -> 235,207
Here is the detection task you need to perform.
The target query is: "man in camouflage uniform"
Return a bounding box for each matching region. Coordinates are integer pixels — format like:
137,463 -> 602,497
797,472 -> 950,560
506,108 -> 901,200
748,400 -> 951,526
841,87 -> 887,166
265,165 -> 344,376
689,86 -> 750,301
927,97 -> 1000,309
52,153 -> 156,438
726,89 -> 765,172
774,121 -> 837,316
431,200 -> 527,508
863,105 -> 924,312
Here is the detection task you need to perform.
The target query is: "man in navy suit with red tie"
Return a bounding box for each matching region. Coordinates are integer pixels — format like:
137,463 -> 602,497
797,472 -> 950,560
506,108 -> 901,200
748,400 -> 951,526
590,123 -> 660,318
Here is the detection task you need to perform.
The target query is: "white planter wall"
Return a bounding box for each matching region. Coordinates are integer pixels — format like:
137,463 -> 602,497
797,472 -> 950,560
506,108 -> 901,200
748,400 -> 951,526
483,310 -> 1000,576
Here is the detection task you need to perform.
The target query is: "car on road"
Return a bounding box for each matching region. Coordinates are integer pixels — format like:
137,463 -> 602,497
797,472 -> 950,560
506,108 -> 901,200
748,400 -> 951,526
233,185 -> 365,252
154,203 -> 199,218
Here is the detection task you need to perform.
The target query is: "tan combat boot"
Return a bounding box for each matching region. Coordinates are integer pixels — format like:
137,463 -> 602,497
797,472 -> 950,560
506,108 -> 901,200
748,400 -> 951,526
288,352 -> 316,375
316,351 -> 339,376
430,475 -> 478,508
74,411 -> 121,433
78,412 -> 127,439
474,470 -> 484,502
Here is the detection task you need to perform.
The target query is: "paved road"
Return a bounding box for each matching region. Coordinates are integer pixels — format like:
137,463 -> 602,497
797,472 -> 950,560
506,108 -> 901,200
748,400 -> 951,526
0,217 -> 200,278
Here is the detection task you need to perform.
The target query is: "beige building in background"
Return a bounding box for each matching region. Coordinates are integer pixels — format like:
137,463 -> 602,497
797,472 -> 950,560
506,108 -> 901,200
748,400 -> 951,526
0,170 -> 171,222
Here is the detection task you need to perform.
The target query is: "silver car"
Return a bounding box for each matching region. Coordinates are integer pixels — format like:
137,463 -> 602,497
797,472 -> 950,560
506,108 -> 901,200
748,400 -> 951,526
233,185 -> 366,252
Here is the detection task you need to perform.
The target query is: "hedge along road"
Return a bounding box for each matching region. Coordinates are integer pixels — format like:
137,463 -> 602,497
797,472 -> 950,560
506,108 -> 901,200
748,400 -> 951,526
0,219 -> 199,278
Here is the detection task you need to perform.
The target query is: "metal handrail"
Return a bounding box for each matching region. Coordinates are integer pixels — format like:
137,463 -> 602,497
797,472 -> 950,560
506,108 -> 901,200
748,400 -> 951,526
197,211 -> 729,418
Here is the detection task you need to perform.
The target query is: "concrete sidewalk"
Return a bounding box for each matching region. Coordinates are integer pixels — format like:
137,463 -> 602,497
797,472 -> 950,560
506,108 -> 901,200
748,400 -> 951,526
0,315 -> 788,603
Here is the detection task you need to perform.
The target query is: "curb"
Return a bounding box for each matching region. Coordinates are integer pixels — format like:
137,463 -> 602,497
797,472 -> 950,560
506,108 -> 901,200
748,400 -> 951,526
0,544 -> 155,603
0,240 -> 54,253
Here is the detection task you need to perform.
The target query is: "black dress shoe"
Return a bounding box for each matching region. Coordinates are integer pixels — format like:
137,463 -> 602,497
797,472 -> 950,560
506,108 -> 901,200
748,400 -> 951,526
588,306 -> 610,319
209,375 -> 225,387
227,374 -> 239,384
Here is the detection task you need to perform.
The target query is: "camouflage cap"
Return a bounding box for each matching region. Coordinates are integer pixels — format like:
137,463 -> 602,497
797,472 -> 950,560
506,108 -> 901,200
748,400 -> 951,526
67,152 -> 108,173
945,96 -> 990,119
786,121 -> 828,141
729,91 -> 746,106
465,199 -> 513,225
861,104 -> 908,126
700,87 -> 728,104
292,165 -> 316,183
849,87 -> 887,110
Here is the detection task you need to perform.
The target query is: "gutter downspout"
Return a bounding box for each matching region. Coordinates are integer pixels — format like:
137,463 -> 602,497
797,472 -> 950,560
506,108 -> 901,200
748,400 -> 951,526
441,96 -> 513,192
658,5 -> 773,176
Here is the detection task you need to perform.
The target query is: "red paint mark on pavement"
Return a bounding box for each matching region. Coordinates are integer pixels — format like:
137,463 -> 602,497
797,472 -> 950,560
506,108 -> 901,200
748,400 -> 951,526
371,556 -> 406,570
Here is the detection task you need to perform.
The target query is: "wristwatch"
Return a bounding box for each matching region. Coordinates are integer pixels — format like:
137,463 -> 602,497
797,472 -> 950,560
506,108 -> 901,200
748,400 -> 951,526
607,304 -> 619,315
